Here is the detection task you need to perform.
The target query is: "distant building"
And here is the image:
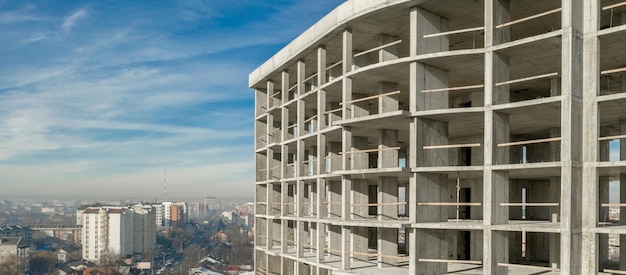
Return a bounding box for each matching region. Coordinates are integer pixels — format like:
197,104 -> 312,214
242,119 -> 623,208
204,196 -> 217,211
0,237 -> 29,268
80,205 -> 156,263
145,201 -> 187,229
31,225 -> 82,244
170,203 -> 186,229
131,205 -> 157,255
0,226 -> 33,241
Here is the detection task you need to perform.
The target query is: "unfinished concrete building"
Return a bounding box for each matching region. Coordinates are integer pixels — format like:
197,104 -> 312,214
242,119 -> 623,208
250,0 -> 626,274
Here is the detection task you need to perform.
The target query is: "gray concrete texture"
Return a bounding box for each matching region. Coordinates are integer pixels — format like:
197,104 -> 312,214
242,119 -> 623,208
252,0 -> 626,274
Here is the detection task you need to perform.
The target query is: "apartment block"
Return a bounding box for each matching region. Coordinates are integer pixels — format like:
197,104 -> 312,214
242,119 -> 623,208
250,0 -> 626,274
80,205 -> 156,263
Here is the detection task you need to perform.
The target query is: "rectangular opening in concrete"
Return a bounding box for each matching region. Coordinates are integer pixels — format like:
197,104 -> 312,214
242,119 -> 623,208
504,231 -> 560,272
256,152 -> 267,181
600,31 -> 626,96
417,53 -> 485,111
493,0 -> 561,44
598,97 -> 626,163
506,178 -> 561,223
601,0 -> 626,30
417,0 -> 485,54
493,38 -> 562,105
493,103 -> 561,165
417,112 -> 484,167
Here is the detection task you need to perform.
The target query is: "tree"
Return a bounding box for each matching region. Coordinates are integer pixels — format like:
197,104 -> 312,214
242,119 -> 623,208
29,251 -> 57,274
0,254 -> 26,275
180,244 -> 204,273
99,250 -> 122,275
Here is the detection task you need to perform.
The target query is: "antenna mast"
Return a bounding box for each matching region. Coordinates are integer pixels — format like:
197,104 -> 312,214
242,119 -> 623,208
163,169 -> 168,202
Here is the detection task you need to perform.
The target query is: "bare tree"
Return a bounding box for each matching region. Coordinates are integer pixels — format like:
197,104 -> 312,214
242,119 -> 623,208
180,244 -> 204,272
0,254 -> 26,275
99,250 -> 121,275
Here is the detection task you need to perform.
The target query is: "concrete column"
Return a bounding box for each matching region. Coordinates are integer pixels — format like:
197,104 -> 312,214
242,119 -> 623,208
351,179 -> 368,220
298,180 -> 306,218
549,177 -> 561,267
416,173 -> 447,223
409,228 -> 417,274
493,0 -> 510,45
298,262 -> 310,275
410,7 -> 418,57
342,29 -> 353,74
329,225 -> 341,257
267,80 -> 275,109
413,63 -> 448,111
492,112 -> 510,165
379,129 -> 398,168
352,136 -> 369,169
273,220 -> 282,252
508,231 -> 522,263
621,122 -> 626,269
550,127 -> 561,162
581,0 -> 600,273
380,228 -> 398,266
409,173 -> 418,223
351,226 -> 368,262
317,56 -> 327,132
317,179 -> 327,263
342,126 -> 352,171
327,141 -> 341,173
317,222 -> 325,264
620,120 -> 626,161
599,177 -> 610,266
297,221 -> 307,257
317,179 -> 327,219
550,77 -> 561,96
379,81 -> 399,114
561,0 -> 586,273
485,171 -> 509,275
280,183 -> 289,253
281,71 -> 289,105
415,8 -> 449,55
491,171 -> 510,225
415,229 -> 447,274
379,34 -> 399,62
492,53 -> 510,105
342,177 -> 352,221
317,46 -> 327,87
416,118 -> 449,167
379,177 -> 399,220
341,226 -> 351,270
329,181 -> 341,218
281,218 -> 288,253
267,182 -> 273,250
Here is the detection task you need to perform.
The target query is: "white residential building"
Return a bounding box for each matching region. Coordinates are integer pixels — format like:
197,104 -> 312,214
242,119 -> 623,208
81,205 -> 156,263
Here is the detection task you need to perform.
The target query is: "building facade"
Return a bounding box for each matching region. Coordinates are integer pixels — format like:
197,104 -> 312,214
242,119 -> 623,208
251,0 -> 626,274
80,205 -> 156,262
0,237 -> 29,271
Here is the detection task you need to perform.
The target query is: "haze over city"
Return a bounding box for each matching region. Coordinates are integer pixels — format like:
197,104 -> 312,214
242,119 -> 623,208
0,0 -> 343,199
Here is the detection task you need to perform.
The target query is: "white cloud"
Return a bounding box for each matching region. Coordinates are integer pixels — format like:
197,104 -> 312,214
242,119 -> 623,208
61,8 -> 87,33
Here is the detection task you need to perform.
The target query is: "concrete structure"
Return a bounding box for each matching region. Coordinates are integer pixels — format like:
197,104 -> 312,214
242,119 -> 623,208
150,201 -> 188,229
31,224 -> 82,244
0,237 -> 29,270
131,205 -> 157,255
80,205 -> 156,263
251,0 -> 626,274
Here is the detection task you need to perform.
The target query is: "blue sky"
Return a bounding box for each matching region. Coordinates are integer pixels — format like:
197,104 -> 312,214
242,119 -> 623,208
0,0 -> 344,200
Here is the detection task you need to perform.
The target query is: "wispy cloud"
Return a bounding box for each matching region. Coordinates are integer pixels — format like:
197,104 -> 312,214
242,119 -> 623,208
0,0 -> 343,200
0,5 -> 45,24
61,8 -> 87,33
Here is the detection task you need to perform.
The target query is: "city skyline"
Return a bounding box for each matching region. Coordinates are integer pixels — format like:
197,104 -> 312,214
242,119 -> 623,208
0,0 -> 343,199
